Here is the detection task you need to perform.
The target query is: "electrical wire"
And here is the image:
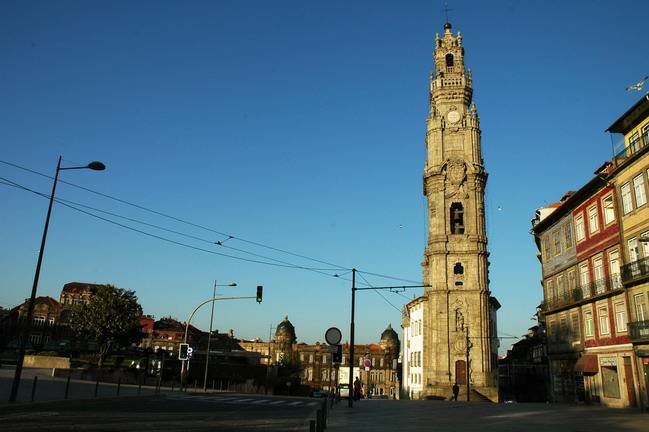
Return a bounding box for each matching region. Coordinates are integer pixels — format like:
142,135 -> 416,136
357,272 -> 403,314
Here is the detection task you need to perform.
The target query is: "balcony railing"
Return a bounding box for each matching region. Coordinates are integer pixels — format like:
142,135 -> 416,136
628,320 -> 649,341
621,256 -> 649,285
543,274 -> 623,312
614,131 -> 648,165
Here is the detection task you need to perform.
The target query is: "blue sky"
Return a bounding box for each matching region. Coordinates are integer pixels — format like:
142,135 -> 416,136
1,1 -> 648,351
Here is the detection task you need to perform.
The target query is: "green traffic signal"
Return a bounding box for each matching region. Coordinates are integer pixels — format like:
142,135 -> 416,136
256,285 -> 263,303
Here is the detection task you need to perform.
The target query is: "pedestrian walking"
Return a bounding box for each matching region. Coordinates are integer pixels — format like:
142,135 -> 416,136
452,382 -> 459,401
353,377 -> 361,401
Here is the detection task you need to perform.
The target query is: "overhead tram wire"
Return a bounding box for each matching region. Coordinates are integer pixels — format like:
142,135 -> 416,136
1,160 -> 421,284
356,272 -> 403,314
0,178 -> 343,275
355,270 -> 421,285
0,159 -> 350,272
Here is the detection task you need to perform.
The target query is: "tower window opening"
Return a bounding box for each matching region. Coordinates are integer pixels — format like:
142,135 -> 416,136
454,262 -> 464,275
445,53 -> 454,70
450,203 -> 465,234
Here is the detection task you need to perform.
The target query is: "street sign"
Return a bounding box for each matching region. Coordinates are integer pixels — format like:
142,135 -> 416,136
325,327 -> 342,345
363,358 -> 371,369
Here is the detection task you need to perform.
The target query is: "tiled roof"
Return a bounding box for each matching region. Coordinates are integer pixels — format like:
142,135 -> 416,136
61,282 -> 108,294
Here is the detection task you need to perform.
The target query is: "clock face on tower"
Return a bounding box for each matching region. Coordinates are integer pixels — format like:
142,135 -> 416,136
447,110 -> 460,124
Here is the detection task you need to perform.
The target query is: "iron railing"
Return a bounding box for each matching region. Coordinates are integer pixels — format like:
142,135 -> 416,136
621,256 -> 649,285
614,131 -> 648,165
628,321 -> 649,341
543,274 -> 623,312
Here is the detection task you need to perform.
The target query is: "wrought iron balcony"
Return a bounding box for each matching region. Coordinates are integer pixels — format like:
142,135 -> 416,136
543,275 -> 623,312
614,131 -> 648,166
621,256 -> 649,285
628,321 -> 649,342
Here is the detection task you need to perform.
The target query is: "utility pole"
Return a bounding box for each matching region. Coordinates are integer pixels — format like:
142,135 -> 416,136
266,323 -> 273,394
347,269 -> 356,408
466,326 -> 470,402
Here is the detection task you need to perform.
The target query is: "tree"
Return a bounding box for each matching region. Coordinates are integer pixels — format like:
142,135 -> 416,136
69,285 -> 143,367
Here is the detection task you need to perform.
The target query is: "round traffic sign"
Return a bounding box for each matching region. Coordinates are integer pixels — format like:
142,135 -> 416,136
325,327 -> 342,345
363,358 -> 371,368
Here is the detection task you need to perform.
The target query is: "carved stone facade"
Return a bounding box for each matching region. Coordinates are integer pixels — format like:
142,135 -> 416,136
403,22 -> 499,401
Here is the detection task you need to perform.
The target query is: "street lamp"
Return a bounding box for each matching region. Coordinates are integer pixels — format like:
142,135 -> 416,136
203,281 -> 237,392
8,156 -> 106,403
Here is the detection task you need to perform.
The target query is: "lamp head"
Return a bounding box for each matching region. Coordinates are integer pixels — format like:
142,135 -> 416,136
229,283 -> 237,287
87,161 -> 106,171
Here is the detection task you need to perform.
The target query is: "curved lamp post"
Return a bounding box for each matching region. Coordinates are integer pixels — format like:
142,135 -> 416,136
203,281 -> 237,391
8,156 -> 106,403
180,292 -> 261,390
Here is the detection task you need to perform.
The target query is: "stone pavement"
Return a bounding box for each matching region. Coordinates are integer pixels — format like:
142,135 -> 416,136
326,399 -> 648,432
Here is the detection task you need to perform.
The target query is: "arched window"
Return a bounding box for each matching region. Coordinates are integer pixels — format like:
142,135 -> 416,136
450,203 -> 465,234
445,53 -> 454,68
454,262 -> 464,275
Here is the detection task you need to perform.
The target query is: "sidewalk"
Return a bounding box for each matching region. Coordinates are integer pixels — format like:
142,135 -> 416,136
325,399 -> 647,432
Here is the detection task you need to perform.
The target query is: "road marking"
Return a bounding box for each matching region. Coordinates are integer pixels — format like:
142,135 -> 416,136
267,400 -> 286,405
287,401 -> 304,406
227,398 -> 254,403
250,399 -> 271,404
307,402 -> 319,407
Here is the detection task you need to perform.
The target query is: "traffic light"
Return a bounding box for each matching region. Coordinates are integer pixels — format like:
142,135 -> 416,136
179,343 -> 189,360
256,285 -> 263,303
332,345 -> 342,363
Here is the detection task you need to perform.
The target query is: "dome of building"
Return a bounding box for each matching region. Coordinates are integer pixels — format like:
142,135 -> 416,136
275,315 -> 296,344
380,323 -> 399,342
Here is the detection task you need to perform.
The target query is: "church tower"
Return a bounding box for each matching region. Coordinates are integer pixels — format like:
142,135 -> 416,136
413,22 -> 498,400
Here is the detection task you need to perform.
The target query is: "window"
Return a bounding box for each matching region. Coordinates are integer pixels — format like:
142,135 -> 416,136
322,354 -> 327,363
445,53 -> 454,68
621,183 -> 633,214
628,238 -> 639,262
309,354 -> 313,363
568,270 -> 576,292
602,195 -> 615,224
450,203 -> 464,234
33,316 -> 45,326
584,311 -> 594,337
571,314 -> 580,340
557,275 -> 565,298
579,264 -> 590,295
643,231 -> 649,257
559,317 -> 568,339
549,321 -> 557,342
629,132 -> 641,153
29,334 -> 42,345
601,365 -> 621,398
588,206 -> 599,234
575,214 -> 585,241
633,174 -> 647,207
634,294 -> 647,321
614,302 -> 627,333
546,279 -> 555,302
564,224 -> 573,249
608,250 -> 621,288
380,358 -> 384,367
454,262 -> 464,275
544,236 -> 552,260
553,231 -> 562,256
593,257 -> 605,294
599,306 -> 610,335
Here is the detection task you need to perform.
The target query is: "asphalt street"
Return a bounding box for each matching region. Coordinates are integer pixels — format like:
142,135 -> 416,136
327,399 -> 648,432
0,393 -> 323,431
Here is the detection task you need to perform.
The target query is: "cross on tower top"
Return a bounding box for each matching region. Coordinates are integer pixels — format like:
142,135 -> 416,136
442,1 -> 453,25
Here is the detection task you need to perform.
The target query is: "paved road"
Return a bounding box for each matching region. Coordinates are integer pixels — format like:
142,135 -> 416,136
327,399 -> 648,432
0,393 -> 322,431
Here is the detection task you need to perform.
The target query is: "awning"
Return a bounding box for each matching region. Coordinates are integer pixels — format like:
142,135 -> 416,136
574,355 -> 599,375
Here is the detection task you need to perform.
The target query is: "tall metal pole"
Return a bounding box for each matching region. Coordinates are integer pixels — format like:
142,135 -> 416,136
203,281 -> 217,392
9,156 -> 62,403
466,326 -> 470,402
348,268 -> 356,408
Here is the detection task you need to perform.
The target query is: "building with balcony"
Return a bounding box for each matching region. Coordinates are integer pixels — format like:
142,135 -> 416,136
607,94 -> 649,410
532,163 -> 638,408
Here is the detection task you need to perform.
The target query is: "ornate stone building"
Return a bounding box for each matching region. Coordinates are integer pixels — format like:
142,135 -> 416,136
403,21 -> 499,401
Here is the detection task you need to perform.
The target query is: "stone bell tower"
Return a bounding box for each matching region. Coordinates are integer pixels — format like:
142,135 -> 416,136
420,22 -> 498,399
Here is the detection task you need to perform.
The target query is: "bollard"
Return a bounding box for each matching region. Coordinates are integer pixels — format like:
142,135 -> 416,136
117,377 -> 121,396
316,410 -> 322,432
31,376 -> 38,402
64,376 -> 71,400
309,420 -> 316,432
94,378 -> 100,397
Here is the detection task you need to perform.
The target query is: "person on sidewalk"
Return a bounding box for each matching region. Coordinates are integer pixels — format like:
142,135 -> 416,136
353,377 -> 361,401
452,382 -> 459,401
